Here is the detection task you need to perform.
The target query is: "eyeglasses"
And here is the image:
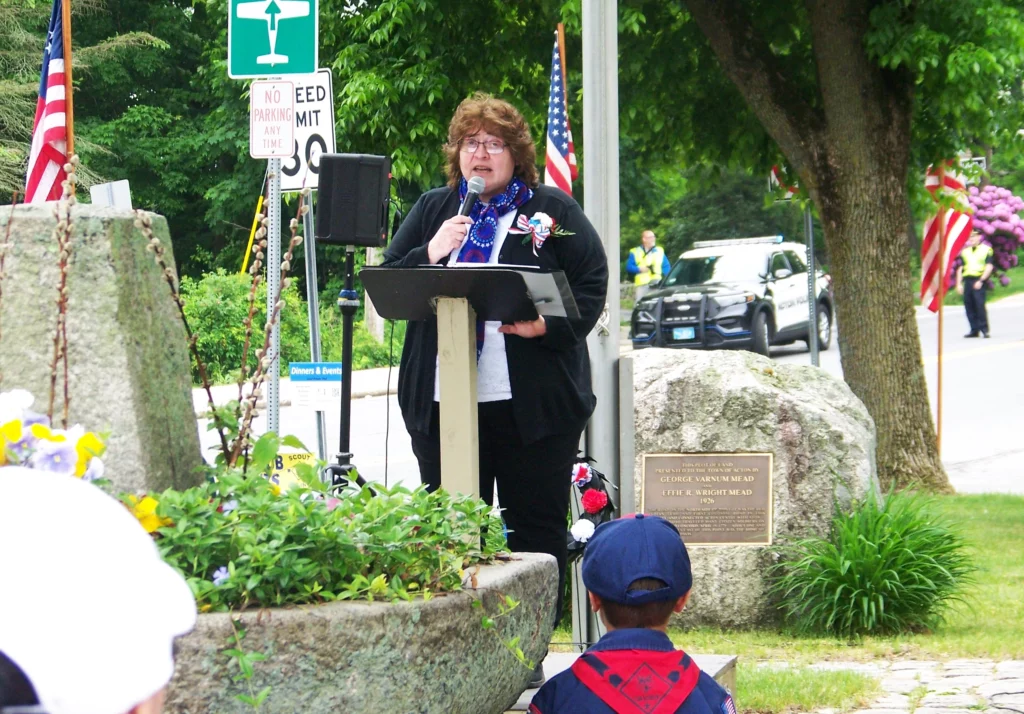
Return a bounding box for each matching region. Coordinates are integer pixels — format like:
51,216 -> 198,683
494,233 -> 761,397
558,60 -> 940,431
460,138 -> 506,155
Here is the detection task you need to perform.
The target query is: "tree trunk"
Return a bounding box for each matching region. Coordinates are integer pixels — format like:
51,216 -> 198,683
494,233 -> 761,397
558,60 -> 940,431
685,0 -> 951,491
820,175 -> 951,493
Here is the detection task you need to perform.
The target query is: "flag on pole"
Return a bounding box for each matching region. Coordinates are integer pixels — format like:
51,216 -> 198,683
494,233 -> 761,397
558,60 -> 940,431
770,164 -> 797,199
24,0 -> 69,204
920,162 -> 973,312
544,30 -> 577,195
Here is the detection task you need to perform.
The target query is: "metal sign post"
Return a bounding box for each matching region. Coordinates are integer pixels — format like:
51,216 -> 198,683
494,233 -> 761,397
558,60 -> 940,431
250,80 -> 295,435
280,70 -> 336,462
266,159 -> 282,434
302,199 -> 327,460
234,0 -> 322,440
771,168 -> 820,367
804,208 -> 819,367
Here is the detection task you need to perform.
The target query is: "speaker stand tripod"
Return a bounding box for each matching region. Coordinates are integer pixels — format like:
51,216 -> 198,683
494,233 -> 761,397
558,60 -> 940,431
322,245 -> 373,493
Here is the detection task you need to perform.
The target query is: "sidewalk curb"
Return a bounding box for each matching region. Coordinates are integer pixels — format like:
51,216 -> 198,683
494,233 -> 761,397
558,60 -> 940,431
194,389 -> 397,418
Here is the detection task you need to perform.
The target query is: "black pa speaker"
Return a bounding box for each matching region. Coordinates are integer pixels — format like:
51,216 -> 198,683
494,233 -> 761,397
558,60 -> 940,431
316,153 -> 391,247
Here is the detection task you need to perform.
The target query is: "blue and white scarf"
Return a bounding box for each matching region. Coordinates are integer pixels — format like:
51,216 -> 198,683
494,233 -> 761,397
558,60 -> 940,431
456,176 -> 533,264
454,176 -> 533,358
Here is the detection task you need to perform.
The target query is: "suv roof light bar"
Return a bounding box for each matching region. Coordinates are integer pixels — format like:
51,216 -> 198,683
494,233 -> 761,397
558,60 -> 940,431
692,235 -> 784,248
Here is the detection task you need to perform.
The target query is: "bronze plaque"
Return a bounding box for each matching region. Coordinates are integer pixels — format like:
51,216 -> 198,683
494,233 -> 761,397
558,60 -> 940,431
640,453 -> 774,546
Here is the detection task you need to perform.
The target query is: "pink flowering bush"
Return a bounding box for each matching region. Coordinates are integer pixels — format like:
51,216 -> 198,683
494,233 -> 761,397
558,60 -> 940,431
961,185 -> 1024,287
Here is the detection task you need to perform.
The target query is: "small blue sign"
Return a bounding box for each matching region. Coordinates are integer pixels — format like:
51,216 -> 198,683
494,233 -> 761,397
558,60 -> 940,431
288,362 -> 343,381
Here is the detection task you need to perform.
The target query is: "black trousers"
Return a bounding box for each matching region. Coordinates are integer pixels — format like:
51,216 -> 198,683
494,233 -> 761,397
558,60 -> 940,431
409,400 -> 579,627
964,277 -> 989,334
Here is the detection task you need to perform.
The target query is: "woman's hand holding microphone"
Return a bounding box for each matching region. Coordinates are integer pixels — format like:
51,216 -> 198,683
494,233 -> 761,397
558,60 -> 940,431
427,215 -> 474,264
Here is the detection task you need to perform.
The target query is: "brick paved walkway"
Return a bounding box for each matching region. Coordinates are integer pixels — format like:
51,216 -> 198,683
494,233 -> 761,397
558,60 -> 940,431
767,660 -> 1024,714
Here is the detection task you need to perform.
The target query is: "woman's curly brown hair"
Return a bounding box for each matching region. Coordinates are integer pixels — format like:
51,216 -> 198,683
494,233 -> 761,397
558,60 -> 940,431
444,93 -> 539,190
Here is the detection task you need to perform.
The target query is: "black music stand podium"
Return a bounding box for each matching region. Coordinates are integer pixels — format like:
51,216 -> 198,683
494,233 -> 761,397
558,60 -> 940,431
360,265 -> 579,496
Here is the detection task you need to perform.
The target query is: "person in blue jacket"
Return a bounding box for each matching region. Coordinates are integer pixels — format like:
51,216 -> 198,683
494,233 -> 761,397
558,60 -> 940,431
529,514 -> 736,714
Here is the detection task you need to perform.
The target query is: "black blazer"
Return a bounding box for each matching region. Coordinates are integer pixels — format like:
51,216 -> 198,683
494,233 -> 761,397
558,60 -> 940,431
382,184 -> 609,444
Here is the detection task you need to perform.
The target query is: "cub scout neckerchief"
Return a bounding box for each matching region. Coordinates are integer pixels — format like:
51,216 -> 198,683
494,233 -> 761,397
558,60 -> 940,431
570,648 -> 701,713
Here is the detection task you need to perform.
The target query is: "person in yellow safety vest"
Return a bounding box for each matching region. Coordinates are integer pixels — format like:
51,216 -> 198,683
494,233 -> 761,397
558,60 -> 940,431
956,231 -> 995,338
627,230 -> 671,300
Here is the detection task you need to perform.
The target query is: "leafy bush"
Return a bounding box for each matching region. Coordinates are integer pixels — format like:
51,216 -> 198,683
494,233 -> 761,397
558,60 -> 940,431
319,307 -> 405,370
180,269 -> 310,383
153,469 -> 507,611
771,491 -> 974,637
179,269 -> 405,384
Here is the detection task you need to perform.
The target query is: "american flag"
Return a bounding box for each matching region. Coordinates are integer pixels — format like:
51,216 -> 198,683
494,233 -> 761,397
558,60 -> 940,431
543,33 -> 577,195
24,0 -> 68,204
920,162 -> 973,312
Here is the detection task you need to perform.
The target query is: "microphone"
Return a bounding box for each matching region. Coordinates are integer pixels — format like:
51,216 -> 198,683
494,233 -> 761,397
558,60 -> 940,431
459,176 -> 486,217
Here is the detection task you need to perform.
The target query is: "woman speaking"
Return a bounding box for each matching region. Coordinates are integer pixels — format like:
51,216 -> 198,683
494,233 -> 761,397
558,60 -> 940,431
383,93 -> 608,663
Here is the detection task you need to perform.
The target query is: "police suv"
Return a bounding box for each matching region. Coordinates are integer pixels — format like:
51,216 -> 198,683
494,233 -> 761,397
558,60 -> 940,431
629,236 -> 833,355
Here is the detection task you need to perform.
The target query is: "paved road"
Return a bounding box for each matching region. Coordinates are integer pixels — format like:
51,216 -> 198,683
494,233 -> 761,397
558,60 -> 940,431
771,296 -> 1024,494
197,296 -> 1024,495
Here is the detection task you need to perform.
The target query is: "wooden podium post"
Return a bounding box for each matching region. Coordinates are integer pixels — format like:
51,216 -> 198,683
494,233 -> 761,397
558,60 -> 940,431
436,297 -> 479,497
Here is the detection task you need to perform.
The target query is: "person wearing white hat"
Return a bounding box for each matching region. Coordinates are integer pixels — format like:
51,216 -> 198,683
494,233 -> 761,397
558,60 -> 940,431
0,467 -> 197,714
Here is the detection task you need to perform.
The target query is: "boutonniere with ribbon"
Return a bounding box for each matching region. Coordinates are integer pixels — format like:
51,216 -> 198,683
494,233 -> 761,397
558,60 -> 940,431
566,455 -> 617,563
508,211 -> 575,256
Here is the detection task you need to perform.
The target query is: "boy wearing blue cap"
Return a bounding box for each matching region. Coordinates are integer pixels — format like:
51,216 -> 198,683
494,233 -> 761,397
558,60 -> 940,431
529,514 -> 736,714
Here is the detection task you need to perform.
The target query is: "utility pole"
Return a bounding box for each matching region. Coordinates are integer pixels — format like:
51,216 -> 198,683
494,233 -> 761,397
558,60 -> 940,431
580,0 -> 620,648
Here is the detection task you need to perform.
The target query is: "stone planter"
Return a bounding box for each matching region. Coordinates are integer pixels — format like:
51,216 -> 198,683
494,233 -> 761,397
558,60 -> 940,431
166,553 -> 558,714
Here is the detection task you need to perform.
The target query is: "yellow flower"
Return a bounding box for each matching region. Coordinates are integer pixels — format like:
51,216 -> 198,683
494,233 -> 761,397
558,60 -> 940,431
30,423 -> 66,443
126,494 -> 172,534
74,431 -> 105,477
0,419 -> 22,465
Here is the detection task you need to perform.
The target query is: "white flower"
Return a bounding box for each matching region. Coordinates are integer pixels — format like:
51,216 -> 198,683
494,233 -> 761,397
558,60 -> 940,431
0,389 -> 34,424
570,519 -> 596,543
571,462 -> 593,486
82,456 -> 105,482
530,212 -> 554,231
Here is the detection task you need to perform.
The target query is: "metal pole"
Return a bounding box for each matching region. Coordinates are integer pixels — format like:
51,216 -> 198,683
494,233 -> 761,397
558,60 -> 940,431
303,195 -> 327,461
338,247 -> 356,459
267,158 -> 282,434
805,207 -> 819,366
937,190 -> 947,455
582,0 -> 620,648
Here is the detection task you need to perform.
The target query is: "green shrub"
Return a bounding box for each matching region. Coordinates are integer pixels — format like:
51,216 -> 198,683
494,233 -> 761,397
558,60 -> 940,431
153,470 -> 507,611
180,269 -> 310,383
319,307 -> 405,370
771,491 -> 974,637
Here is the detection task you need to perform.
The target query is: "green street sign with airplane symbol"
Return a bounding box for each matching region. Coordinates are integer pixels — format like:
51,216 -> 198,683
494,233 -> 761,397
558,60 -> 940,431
228,0 -> 318,78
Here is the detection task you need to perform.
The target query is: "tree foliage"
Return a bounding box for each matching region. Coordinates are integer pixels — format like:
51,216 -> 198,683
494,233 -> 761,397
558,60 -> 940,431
3,0 -> 1023,488
0,0 -> 164,197
633,0 -> 1024,491
620,168 -> 815,272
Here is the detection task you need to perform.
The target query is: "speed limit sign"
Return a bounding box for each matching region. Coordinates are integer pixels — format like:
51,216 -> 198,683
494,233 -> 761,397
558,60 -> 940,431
280,68 -> 335,193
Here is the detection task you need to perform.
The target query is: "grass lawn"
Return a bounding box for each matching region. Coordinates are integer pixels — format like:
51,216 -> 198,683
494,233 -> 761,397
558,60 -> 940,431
554,493 -> 1023,664
737,666 -> 879,714
672,494 -> 1024,663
